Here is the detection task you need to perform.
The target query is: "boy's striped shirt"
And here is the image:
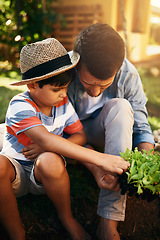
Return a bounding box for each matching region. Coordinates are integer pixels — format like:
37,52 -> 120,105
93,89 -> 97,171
1,91 -> 83,165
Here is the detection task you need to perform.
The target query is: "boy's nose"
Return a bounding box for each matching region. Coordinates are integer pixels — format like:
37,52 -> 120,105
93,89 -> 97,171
59,89 -> 67,98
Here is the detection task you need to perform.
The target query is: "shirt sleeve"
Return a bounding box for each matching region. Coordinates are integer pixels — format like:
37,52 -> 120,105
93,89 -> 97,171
117,60 -> 155,148
63,100 -> 83,134
6,96 -> 42,136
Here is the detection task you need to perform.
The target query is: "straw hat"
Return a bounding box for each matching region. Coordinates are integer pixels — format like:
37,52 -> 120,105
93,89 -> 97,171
10,38 -> 80,86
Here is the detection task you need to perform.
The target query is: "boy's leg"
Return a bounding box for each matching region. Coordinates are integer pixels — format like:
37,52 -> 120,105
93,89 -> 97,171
82,98 -> 134,240
33,152 -> 90,240
0,155 -> 25,240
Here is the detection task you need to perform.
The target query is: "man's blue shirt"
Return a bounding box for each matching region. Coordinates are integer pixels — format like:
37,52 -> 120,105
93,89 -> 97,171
68,58 -> 155,149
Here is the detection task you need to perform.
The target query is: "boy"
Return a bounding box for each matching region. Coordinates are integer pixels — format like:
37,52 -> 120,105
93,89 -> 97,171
0,38 -> 130,240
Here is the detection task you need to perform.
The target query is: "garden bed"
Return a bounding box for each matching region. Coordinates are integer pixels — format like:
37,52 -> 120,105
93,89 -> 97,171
0,163 -> 160,240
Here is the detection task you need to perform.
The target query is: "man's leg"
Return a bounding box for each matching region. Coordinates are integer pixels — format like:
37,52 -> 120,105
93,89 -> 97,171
34,152 -> 90,240
82,98 -> 134,240
97,218 -> 120,240
0,155 -> 25,240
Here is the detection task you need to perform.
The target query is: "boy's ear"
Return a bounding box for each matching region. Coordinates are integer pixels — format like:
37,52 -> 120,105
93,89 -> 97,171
27,82 -> 38,90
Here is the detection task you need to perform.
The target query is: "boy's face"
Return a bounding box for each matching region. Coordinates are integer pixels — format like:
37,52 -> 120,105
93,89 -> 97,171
28,82 -> 69,108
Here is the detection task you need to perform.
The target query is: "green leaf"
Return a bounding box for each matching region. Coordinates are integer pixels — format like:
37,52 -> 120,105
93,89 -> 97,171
137,184 -> 143,194
120,148 -> 160,196
143,185 -> 156,194
148,164 -> 159,175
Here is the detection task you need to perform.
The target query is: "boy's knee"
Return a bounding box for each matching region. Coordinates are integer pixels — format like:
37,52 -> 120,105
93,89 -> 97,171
0,155 -> 15,180
0,156 -> 7,178
36,152 -> 65,179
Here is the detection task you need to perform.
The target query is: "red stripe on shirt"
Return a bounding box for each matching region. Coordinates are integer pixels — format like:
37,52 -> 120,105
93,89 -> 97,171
11,96 -> 40,112
7,126 -> 32,147
56,96 -> 68,108
64,119 -> 83,134
10,116 -> 42,134
25,99 -> 40,112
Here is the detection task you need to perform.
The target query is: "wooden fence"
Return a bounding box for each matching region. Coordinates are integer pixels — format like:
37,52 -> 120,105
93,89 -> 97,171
52,5 -> 103,51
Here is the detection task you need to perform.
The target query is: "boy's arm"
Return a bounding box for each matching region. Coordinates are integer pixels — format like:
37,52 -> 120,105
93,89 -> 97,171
22,128 -> 87,159
66,128 -> 87,146
24,125 -> 130,175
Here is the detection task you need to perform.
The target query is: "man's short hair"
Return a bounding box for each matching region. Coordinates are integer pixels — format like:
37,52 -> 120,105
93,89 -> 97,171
74,23 -> 125,79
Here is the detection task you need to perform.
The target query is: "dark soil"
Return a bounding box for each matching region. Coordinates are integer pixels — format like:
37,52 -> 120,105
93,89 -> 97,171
0,163 -> 160,240
118,194 -> 160,240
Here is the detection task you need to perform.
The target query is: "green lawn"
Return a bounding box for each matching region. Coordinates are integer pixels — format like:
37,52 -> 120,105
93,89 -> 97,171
0,76 -> 27,123
137,67 -> 160,131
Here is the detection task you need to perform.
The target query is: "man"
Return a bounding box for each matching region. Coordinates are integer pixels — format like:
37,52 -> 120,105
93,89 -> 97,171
67,23 -> 155,240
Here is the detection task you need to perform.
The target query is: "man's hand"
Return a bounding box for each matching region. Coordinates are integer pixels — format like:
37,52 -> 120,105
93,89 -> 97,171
92,166 -> 120,191
101,174 -> 120,191
81,161 -> 120,191
22,141 -> 44,160
137,142 -> 154,154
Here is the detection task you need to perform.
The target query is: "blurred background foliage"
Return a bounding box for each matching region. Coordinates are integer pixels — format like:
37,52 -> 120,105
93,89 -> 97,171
0,0 -> 159,135
0,0 -> 58,67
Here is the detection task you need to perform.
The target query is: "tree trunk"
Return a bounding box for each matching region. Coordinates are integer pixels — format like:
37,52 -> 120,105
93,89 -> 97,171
118,0 -> 129,59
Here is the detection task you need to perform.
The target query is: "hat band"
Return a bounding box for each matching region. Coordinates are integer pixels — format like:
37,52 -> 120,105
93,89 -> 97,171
21,54 -> 72,80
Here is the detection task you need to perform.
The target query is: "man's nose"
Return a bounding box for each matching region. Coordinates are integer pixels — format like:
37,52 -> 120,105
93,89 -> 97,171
89,86 -> 101,97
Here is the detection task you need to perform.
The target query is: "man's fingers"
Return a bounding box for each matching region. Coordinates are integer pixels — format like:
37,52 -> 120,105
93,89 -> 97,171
101,175 -> 120,191
112,183 -> 120,191
102,174 -> 116,183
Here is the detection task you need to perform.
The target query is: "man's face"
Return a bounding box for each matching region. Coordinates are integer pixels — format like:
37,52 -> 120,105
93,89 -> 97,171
78,64 -> 115,97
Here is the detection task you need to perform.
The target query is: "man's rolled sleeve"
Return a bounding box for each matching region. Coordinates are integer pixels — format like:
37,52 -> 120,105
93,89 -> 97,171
118,59 -> 155,149
133,132 -> 155,149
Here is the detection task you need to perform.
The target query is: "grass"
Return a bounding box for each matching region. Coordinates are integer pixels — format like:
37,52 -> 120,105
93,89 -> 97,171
137,67 -> 160,131
0,76 -> 27,123
0,86 -> 22,123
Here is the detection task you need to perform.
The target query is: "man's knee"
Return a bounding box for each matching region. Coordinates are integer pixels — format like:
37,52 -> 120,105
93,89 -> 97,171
105,98 -> 132,114
35,152 -> 65,179
103,98 -> 134,126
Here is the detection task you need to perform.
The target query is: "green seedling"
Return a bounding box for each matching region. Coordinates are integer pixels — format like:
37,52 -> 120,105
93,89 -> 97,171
119,148 -> 160,196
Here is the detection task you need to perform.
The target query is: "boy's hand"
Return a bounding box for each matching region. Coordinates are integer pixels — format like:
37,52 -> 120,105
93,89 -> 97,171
22,141 -> 44,160
99,154 -> 130,175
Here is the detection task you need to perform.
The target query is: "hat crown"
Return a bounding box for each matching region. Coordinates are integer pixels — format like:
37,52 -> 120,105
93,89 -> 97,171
20,38 -> 67,74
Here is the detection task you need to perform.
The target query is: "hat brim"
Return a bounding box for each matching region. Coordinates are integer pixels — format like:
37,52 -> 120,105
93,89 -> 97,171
10,51 -> 80,86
